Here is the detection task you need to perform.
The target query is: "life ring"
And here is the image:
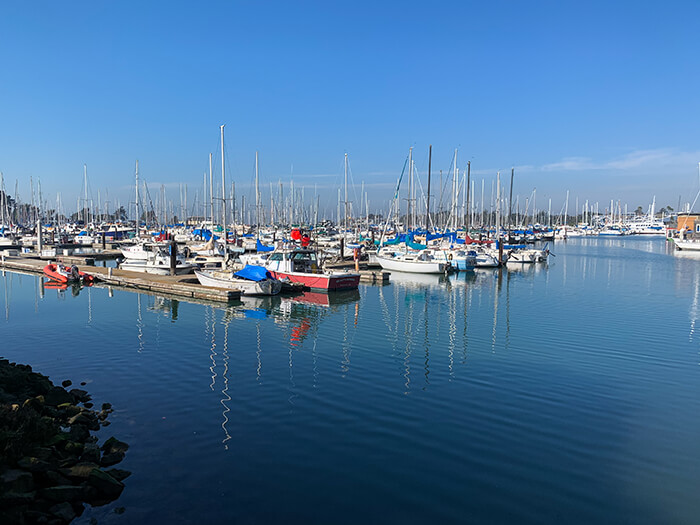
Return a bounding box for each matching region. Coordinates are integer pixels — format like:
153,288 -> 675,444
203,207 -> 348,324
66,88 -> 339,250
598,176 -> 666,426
448,253 -> 453,261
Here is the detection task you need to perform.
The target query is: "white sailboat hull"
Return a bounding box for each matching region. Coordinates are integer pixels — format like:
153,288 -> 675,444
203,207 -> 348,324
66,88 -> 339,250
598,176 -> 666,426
376,255 -> 446,274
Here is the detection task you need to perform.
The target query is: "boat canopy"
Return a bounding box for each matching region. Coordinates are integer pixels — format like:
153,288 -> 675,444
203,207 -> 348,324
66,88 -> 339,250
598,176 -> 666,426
234,264 -> 272,282
256,239 -> 274,252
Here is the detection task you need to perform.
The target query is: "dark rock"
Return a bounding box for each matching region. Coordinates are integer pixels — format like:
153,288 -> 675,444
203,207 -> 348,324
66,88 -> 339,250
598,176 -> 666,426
80,382 -> 86,386
24,509 -> 53,523
0,490 -> 36,505
68,424 -> 90,442
44,387 -> 72,407
114,506 -> 125,514
101,437 -> 129,454
60,464 -> 98,481
40,485 -> 85,502
104,468 -> 131,482
68,412 -> 99,431
57,403 -> 80,417
61,380 -> 72,388
17,457 -> 51,473
101,403 -> 112,411
80,443 -> 101,464
1,469 -> 35,493
83,402 -> 93,409
100,452 -> 124,467
47,433 -> 69,448
62,441 -> 84,456
87,469 -> 124,498
68,389 -> 90,403
30,447 -> 53,462
39,470 -> 72,487
49,501 -> 76,522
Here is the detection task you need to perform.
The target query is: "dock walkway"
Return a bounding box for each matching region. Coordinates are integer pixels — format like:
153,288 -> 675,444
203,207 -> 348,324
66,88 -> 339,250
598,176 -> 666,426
0,254 -> 240,302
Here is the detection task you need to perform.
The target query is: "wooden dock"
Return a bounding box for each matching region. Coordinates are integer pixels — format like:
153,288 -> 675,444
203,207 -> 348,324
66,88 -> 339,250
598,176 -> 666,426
0,254 -> 240,302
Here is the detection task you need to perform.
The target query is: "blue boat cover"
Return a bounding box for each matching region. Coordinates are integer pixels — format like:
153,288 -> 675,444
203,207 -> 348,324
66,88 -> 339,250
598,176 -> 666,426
256,239 -> 274,252
234,264 -> 272,282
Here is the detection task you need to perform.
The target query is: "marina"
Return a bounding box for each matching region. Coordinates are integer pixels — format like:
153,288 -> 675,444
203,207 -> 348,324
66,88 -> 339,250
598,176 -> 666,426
3,2 -> 699,523
2,236 -> 700,524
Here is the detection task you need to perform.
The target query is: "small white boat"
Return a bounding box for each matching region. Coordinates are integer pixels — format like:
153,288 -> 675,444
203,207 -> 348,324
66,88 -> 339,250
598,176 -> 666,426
674,239 -> 700,251
119,246 -> 194,275
195,265 -> 282,296
376,250 -> 447,274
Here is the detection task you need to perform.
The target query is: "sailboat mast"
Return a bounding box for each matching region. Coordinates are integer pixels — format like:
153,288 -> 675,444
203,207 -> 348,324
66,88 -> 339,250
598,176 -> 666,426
508,167 -> 514,235
407,147 -> 413,230
344,153 -> 348,235
135,160 -> 140,234
209,153 -> 213,226
220,125 -> 227,255
466,161 -> 471,232
255,151 -> 260,229
425,145 -> 432,230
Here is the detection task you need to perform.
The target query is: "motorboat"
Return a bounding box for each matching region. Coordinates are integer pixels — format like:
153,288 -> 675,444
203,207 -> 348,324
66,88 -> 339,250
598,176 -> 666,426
263,247 -> 360,291
43,263 -> 95,284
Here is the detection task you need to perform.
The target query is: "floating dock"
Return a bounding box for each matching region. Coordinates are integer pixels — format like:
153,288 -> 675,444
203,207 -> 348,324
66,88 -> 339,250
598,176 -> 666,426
0,254 -> 240,302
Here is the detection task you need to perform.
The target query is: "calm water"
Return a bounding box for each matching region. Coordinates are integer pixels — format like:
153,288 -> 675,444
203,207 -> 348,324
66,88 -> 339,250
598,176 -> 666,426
2,237 -> 699,524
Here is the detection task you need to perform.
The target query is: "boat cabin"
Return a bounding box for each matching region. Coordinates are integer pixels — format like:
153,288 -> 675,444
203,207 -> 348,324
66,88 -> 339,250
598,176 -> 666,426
266,249 -> 320,274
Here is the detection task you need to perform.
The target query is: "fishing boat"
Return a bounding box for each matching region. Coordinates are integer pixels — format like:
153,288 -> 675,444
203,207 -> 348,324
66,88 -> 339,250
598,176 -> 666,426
195,265 -> 282,296
375,249 -> 448,274
43,263 -> 95,284
263,247 -> 360,291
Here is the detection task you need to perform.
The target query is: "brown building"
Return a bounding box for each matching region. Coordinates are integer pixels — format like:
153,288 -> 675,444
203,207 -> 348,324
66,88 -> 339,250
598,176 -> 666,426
677,213 -> 700,233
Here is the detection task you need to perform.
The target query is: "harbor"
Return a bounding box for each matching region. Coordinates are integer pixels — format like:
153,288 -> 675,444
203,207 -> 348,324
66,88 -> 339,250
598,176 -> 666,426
2,236 -> 700,524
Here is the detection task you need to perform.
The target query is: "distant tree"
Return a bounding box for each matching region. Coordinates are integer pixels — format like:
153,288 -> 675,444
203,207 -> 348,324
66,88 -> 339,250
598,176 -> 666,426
634,206 -> 644,216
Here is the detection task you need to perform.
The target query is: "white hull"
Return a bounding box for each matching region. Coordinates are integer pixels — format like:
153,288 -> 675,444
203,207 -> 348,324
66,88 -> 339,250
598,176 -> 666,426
119,257 -> 194,275
674,240 -> 700,251
376,254 -> 446,274
194,269 -> 281,295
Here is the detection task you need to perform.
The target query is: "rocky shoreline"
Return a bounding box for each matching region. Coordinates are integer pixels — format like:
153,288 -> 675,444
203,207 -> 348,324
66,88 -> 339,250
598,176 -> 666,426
0,359 -> 130,524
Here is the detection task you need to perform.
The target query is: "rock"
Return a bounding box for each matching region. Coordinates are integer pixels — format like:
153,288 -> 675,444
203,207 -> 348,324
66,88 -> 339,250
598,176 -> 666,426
24,509 -> 53,523
83,402 -> 93,409
30,447 -> 53,461
100,452 -> 124,467
61,380 -> 72,388
68,424 -> 90,442
0,469 -> 35,493
87,469 -> 124,498
68,412 -> 99,430
44,387 -> 72,407
40,485 -> 85,502
17,457 -> 51,473
57,403 -> 80,417
49,501 -> 76,522
68,389 -> 90,403
0,490 -> 37,505
101,403 -> 112,411
62,440 -> 84,456
80,443 -> 101,464
101,437 -> 129,454
60,464 -> 99,481
40,470 -> 72,487
104,468 -> 131,482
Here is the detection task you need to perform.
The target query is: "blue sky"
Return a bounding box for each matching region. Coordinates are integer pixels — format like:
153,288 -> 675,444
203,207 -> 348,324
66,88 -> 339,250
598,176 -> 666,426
1,1 -> 699,219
